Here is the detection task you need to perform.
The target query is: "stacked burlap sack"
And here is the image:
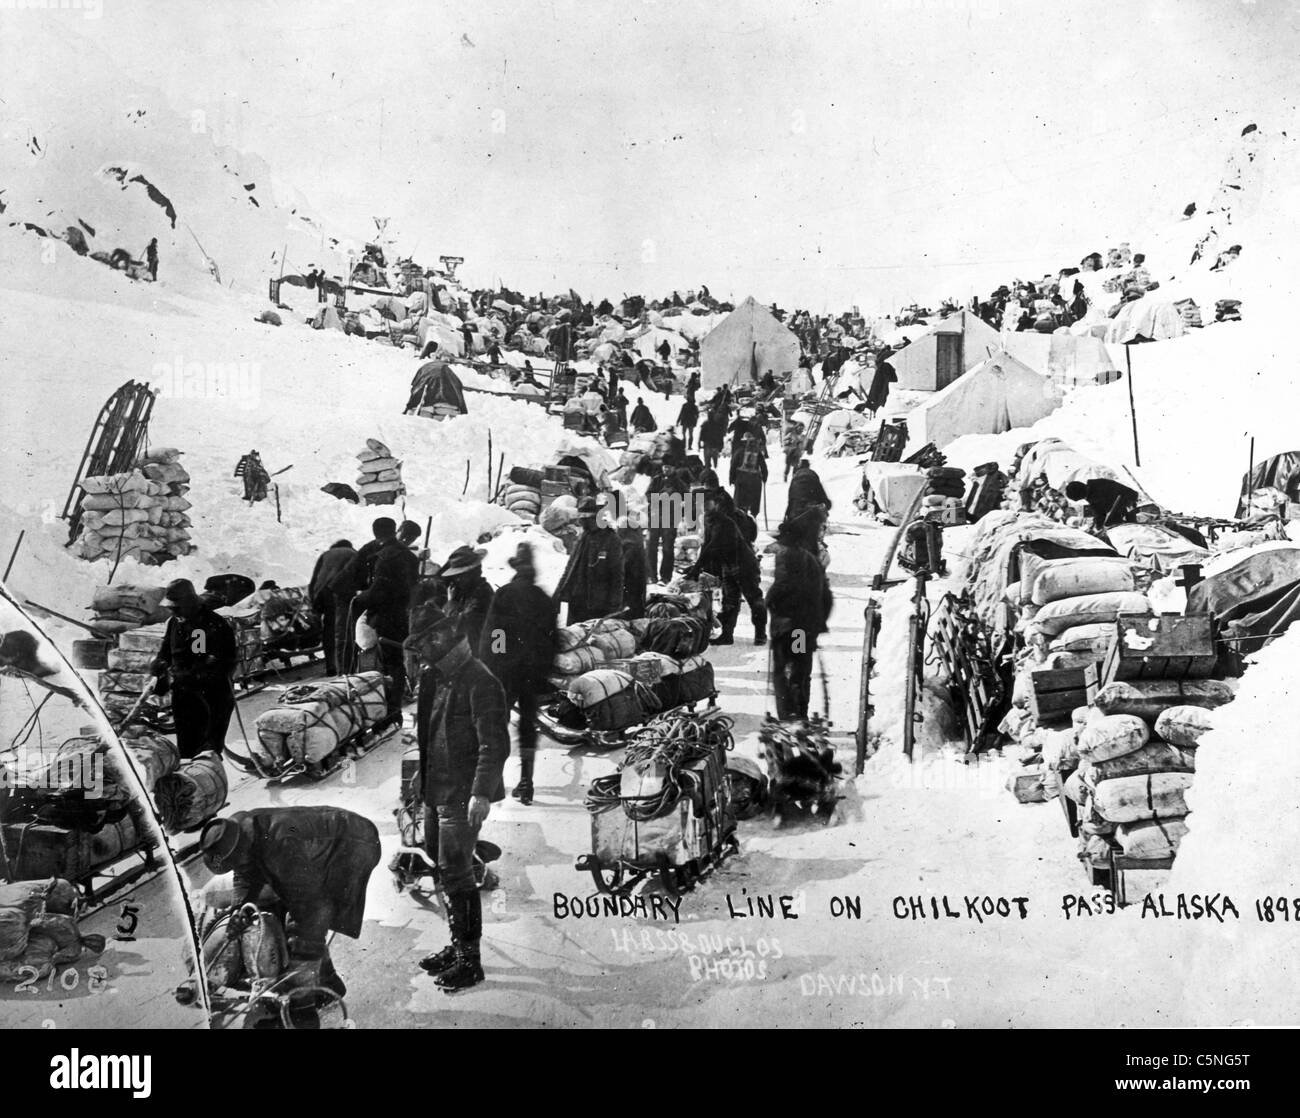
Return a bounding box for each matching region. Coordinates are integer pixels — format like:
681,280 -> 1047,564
0,879 -> 106,983
251,672 -> 388,771
98,622 -> 171,723
89,584 -> 168,635
1015,555 -> 1145,670
502,466 -> 543,521
1054,679 -> 1232,867
356,438 -> 405,505
73,446 -> 194,563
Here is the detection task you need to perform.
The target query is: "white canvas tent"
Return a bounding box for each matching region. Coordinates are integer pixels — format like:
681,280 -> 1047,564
699,296 -> 801,389
909,350 -> 1061,450
889,310 -> 1001,391
1000,329 -> 1120,386
631,324 -> 688,360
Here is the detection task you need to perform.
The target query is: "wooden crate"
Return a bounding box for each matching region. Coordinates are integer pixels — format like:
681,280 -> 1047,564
1028,663 -> 1098,724
1102,613 -> 1215,683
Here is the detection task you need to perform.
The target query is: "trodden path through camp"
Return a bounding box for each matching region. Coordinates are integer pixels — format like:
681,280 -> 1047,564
140,471 -> 1191,1027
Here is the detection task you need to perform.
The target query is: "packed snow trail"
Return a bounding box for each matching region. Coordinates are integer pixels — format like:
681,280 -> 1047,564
156,465 -> 1190,1028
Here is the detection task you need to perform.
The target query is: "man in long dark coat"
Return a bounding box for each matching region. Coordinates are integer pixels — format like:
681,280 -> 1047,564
553,499 -> 624,623
785,459 -> 833,522
478,543 -> 556,806
353,528 -> 420,720
764,508 -> 833,719
866,350 -> 897,415
308,539 -> 359,675
150,579 -> 238,758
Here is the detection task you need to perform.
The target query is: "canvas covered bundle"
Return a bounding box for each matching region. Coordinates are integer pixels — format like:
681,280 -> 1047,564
155,752 -> 228,833
253,672 -> 387,765
0,878 -> 105,983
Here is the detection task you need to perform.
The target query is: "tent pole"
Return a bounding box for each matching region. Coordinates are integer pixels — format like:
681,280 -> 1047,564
1246,435 -> 1254,519
1125,344 -> 1141,467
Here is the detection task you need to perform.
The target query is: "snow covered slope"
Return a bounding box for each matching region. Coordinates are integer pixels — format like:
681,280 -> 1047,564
0,18 -> 353,296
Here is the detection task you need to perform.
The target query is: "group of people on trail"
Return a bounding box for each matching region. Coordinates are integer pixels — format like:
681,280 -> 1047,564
155,348 -> 844,1008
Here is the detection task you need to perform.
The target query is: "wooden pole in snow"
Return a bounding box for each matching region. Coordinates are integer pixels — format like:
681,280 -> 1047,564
1242,439 -> 1253,522
3,530 -> 25,583
1125,344 -> 1141,467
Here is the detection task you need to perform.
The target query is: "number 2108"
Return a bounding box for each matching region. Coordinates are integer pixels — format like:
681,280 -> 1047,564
14,965 -> 110,995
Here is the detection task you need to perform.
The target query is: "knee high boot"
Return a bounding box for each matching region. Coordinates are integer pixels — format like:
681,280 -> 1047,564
435,891 -> 485,991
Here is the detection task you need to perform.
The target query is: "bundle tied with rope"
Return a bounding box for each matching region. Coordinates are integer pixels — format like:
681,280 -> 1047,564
585,707 -> 735,821
251,671 -> 388,769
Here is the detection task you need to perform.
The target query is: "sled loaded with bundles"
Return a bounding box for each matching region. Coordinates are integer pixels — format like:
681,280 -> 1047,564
540,593 -> 716,745
578,707 -> 737,895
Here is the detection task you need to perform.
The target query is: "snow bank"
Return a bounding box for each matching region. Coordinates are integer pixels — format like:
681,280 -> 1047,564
1166,629 -> 1300,1025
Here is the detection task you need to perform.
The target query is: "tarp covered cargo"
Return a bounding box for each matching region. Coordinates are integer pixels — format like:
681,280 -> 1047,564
1236,451 -> 1300,517
1187,546 -> 1300,654
405,360 -> 468,416
1105,296 -> 1187,344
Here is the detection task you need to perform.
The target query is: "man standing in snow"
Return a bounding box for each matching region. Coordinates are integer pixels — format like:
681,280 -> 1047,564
785,459 -> 832,522
765,508 -> 833,719
308,539 -> 359,676
646,462 -> 689,584
630,397 -> 657,434
150,579 -> 238,758
687,488 -> 765,646
730,432 -> 768,517
554,498 -> 624,624
353,524 -> 420,722
409,605 -> 509,991
145,237 -> 158,282
479,543 -> 555,806
677,397 -> 699,449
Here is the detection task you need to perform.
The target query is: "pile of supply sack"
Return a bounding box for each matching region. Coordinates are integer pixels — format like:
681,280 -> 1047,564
73,447 -> 194,564
356,439 -> 405,505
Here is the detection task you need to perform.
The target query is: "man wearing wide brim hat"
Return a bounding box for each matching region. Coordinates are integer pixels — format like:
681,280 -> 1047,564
200,806 -> 381,1000
436,544 -> 493,651
405,602 -> 509,991
148,579 -> 239,759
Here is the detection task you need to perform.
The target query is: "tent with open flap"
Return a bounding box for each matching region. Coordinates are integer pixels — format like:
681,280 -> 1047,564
699,296 -> 800,389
